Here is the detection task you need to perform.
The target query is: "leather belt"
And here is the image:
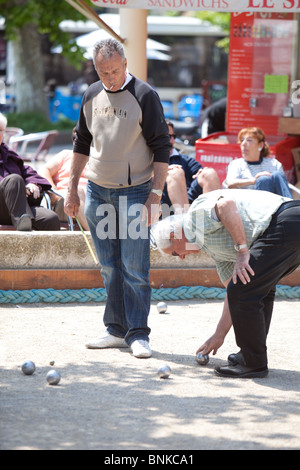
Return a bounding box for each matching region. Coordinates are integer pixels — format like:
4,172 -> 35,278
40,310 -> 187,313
273,200 -> 300,217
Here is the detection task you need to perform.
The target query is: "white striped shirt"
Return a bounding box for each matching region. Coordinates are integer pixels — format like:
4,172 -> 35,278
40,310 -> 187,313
225,157 -> 284,189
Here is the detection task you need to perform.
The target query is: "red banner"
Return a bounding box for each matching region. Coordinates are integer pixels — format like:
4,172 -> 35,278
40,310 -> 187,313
226,12 -> 296,135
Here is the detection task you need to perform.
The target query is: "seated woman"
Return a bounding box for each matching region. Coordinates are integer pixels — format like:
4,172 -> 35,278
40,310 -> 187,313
224,126 -> 292,198
0,112 -> 60,231
39,128 -> 88,230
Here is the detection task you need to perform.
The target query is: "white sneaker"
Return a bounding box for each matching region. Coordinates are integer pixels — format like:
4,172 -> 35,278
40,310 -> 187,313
130,339 -> 152,358
85,332 -> 127,349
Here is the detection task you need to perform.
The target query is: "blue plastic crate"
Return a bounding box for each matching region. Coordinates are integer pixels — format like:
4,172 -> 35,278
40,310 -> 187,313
49,91 -> 82,122
177,94 -> 203,121
161,100 -> 175,119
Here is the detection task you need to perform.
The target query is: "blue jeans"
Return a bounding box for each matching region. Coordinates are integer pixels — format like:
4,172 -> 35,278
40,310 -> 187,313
85,180 -> 152,345
255,171 -> 292,198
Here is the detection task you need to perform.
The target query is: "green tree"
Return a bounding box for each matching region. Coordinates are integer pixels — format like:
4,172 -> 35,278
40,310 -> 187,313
0,0 -> 95,116
165,11 -> 230,51
194,11 -> 230,51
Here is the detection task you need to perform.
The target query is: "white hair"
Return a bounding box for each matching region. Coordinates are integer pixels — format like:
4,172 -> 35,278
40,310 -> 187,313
93,38 -> 125,66
0,112 -> 7,130
150,214 -> 185,253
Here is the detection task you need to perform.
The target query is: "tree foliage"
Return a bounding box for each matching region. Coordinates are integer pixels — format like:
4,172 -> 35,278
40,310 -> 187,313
164,10 -> 230,51
194,11 -> 230,32
0,0 -> 98,67
195,11 -> 230,52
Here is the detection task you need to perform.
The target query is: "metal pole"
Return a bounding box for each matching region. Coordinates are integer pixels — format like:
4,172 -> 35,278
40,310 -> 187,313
119,9 -> 147,81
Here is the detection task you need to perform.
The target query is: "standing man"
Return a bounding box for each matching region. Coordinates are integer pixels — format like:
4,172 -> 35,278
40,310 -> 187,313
65,39 -> 170,358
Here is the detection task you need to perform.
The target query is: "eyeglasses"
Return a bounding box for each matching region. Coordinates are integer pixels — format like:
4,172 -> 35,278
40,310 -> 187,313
169,134 -> 176,139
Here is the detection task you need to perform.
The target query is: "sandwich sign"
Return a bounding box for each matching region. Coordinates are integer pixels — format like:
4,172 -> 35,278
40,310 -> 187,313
91,0 -> 300,12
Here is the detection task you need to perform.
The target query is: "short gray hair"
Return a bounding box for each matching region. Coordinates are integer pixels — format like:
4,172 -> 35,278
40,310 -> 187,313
0,112 -> 7,130
150,215 -> 185,253
93,38 -> 125,66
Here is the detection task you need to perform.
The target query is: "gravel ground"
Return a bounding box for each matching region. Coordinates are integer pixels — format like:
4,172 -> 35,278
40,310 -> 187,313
1,298 -> 300,451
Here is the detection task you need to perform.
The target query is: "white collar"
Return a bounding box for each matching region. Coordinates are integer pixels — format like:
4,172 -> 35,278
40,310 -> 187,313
170,148 -> 179,157
120,72 -> 132,89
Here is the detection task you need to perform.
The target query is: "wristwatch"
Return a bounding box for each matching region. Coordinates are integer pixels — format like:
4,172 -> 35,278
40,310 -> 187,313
234,243 -> 248,252
151,189 -> 162,197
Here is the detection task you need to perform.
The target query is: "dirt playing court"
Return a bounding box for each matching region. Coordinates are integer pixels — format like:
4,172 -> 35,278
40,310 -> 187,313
1,298 -> 300,451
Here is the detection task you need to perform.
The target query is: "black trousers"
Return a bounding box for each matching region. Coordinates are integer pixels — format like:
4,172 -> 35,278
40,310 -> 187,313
227,202 -> 300,369
0,174 -> 60,230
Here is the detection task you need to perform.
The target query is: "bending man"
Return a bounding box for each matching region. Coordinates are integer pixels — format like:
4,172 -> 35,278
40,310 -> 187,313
151,189 -> 300,378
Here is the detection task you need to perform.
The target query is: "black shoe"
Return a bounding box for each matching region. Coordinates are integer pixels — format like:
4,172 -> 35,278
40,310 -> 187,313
214,363 -> 268,379
227,350 -> 245,366
16,214 -> 32,231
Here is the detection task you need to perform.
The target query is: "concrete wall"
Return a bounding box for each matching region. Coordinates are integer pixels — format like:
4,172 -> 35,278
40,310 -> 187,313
0,232 -> 298,290
0,231 -> 215,270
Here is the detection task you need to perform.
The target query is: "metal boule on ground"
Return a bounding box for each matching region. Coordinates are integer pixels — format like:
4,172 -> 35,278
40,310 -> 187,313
21,360 -> 36,376
1,298 -> 300,450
